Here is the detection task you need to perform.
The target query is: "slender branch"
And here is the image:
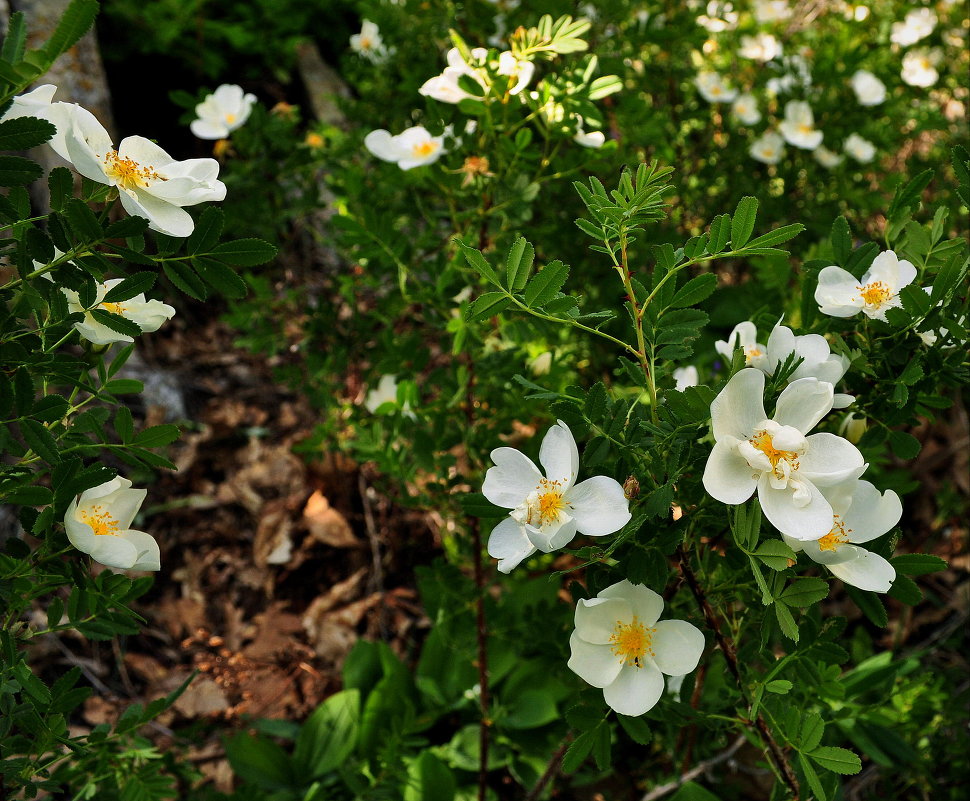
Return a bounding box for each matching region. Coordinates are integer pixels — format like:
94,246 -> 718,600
676,545 -> 800,800
641,735 -> 747,801
525,734 -> 573,801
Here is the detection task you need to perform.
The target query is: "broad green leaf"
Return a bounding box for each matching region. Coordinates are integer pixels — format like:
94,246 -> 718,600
505,236 -> 535,292
42,0 -> 99,62
809,745 -> 862,775
211,238 -> 277,266
778,577 -> 829,608
523,260 -> 569,306
800,712 -> 825,752
890,553 -> 946,575
466,291 -> 512,322
0,116 -> 56,150
754,540 -> 797,571
0,154 -> 43,186
669,273 -> 716,309
731,196 -> 758,248
457,241 -> 500,285
90,308 -> 142,338
293,689 -> 360,779
404,751 -> 456,801
775,601 -> 799,642
102,272 -> 156,303
224,733 -> 294,790
194,256 -> 248,298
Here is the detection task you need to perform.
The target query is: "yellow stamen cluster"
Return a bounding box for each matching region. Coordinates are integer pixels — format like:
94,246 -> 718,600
103,150 -> 162,191
798,123 -> 813,135
100,301 -> 128,316
79,505 -> 121,537
610,616 -> 656,668
224,112 -> 237,124
817,514 -> 852,552
857,280 -> 893,307
744,345 -> 763,362
533,478 -> 566,526
749,430 -> 799,472
411,141 -> 439,158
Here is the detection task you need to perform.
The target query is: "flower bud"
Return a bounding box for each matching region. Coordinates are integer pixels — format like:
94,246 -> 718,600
623,476 -> 640,500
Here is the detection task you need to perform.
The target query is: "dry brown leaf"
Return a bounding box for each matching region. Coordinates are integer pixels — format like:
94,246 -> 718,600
303,490 -> 358,548
173,678 -> 230,717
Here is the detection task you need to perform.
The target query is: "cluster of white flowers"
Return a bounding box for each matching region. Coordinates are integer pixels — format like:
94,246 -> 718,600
482,421 -> 705,714
349,19 -> 392,64
190,84 -> 256,140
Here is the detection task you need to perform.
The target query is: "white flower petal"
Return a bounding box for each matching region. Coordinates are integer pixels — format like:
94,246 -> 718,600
487,517 -> 537,573
84,535 -> 140,570
841,482 -> 903,544
568,632 -> 623,688
773,378 -> 834,434
364,129 -> 406,162
758,474 -> 833,540
117,190 -> 195,237
528,517 -> 577,552
603,662 -> 665,716
575,597 -> 633,644
801,539 -> 865,565
598,580 -> 664,626
711,368 -> 767,441
565,476 -> 631,536
650,619 -> 705,676
122,530 -> 161,571
798,433 -> 867,486
539,420 -> 579,488
482,447 -> 542,508
703,439 -> 759,505
827,550 -> 896,592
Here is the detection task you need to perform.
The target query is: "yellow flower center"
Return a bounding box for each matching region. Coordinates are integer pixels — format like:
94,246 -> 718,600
100,301 -> 128,316
80,504 -> 121,536
225,112 -> 237,124
798,123 -> 813,135
412,141 -> 439,158
610,616 -> 656,668
529,478 -> 566,526
360,36 -> 372,49
857,280 -> 893,307
817,514 -> 852,551
744,345 -> 763,362
749,430 -> 799,471
920,58 -> 931,70
103,150 -> 162,191
711,86 -> 723,96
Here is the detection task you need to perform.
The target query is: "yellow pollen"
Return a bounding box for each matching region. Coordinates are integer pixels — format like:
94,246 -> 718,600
360,37 -> 372,49
920,59 -> 931,70
610,616 -> 656,668
225,112 -> 237,124
744,345 -> 763,362
412,141 -> 438,158
79,504 -> 120,537
817,514 -> 852,551
100,301 -> 128,315
857,280 -> 893,307
103,150 -> 162,190
798,123 -> 813,135
749,430 -> 799,471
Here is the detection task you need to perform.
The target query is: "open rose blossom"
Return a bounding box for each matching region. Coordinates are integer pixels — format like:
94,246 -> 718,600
702,369 -> 867,541
63,278 -> 175,345
65,477 -> 160,571
364,125 -> 446,170
42,103 -> 226,237
190,84 -> 257,140
782,480 -> 900,592
482,420 -> 631,573
815,249 -> 917,322
568,580 -> 705,716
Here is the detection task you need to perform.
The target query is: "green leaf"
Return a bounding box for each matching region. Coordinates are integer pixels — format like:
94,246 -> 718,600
888,430 -> 921,460
798,752 -> 827,801
505,236 -> 534,292
101,378 -> 143,395
668,781 -> 724,801
43,0 -> 99,62
890,553 -> 947,576
293,689 -> 360,779
2,11 -> 27,63
89,308 -> 142,338
162,261 -> 207,300
845,585 -> 888,627
562,725 -> 598,773
210,238 -> 277,266
193,256 -> 248,298
779,577 -> 829,608
887,574 -> 922,606
887,169 -> 933,222
102,272 -> 156,303
775,601 -> 799,642
754,540 -> 797,571
114,406 -> 133,444
404,751 -> 456,801
809,745 -> 862,775
0,116 -> 57,150
466,291 -> 512,322
225,733 -> 294,790
0,154 -> 42,186
617,714 -> 652,744
731,196 -> 758,248
708,213 -> 731,254
745,223 -> 804,250
4,485 -> 53,506
457,241 -> 500,285
133,425 -> 180,448
765,679 -> 793,694
20,419 -> 60,464
523,260 -> 569,307
504,689 -> 558,729
65,198 -> 104,241
800,712 -> 825,752
830,217 -> 852,265
669,273 -> 716,309
588,74 -> 622,100
186,206 -> 224,255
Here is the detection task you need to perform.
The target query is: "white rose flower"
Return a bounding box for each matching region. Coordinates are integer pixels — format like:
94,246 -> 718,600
189,84 -> 257,140
782,480 -> 900,592
843,132 -> 876,163
419,47 -> 489,104
702,369 -> 867,541
696,1 -> 739,32
568,580 -> 705,716
364,374 -> 415,418
749,131 -> 785,164
901,48 -> 941,87
497,51 -> 535,95
753,0 -> 792,24
714,321 -> 769,370
673,366 -> 699,391
740,33 -> 782,62
1,83 -> 57,122
850,70 -> 886,105
65,477 -> 160,571
815,249 -> 917,322
349,19 -> 389,63
574,122 -> 606,148
695,71 -> 739,103
890,8 -> 936,47
731,93 -> 761,125
62,277 -> 176,345
813,145 -> 843,169
482,420 -> 632,573
765,323 -> 853,408
779,100 -> 823,150
41,103 -> 226,237
364,125 -> 446,170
